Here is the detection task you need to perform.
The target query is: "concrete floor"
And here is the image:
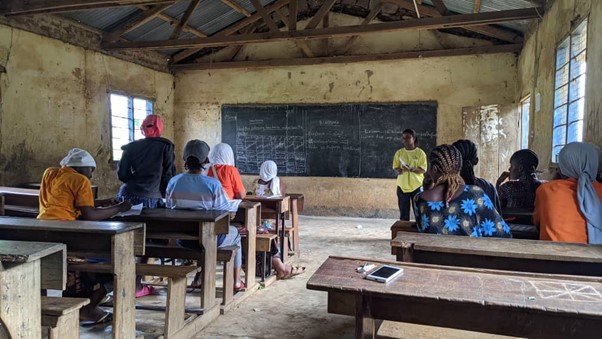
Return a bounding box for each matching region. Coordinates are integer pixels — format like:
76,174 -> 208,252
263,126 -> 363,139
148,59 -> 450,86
77,215 -> 516,339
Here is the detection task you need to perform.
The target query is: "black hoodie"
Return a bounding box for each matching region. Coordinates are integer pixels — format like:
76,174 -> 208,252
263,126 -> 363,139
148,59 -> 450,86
117,137 -> 175,198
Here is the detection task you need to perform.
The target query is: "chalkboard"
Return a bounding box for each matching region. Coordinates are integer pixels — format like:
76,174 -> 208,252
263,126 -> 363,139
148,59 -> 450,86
221,103 -> 437,178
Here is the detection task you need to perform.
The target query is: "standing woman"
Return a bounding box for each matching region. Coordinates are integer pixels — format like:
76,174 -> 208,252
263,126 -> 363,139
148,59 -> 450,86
392,129 -> 427,220
207,143 -> 246,199
117,114 -> 176,207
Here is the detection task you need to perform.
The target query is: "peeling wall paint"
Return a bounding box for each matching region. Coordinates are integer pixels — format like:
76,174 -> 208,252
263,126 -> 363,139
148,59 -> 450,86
0,24 -> 175,197
518,0 -> 602,175
175,24 -> 518,217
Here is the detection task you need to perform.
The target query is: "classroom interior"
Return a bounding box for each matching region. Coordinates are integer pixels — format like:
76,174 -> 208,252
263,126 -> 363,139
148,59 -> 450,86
0,0 -> 601,338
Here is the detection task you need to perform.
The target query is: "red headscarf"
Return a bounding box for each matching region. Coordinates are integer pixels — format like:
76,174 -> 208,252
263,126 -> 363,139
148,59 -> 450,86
141,115 -> 164,138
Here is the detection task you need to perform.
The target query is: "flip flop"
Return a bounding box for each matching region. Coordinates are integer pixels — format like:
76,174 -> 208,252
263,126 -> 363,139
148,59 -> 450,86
234,280 -> 246,293
135,285 -> 157,298
277,265 -> 306,280
81,312 -> 113,327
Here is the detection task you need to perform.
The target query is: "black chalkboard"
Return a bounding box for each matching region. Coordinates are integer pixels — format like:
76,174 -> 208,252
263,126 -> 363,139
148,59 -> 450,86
221,103 -> 437,178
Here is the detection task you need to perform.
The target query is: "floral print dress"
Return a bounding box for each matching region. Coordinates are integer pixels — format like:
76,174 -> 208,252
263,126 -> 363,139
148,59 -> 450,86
414,185 -> 511,238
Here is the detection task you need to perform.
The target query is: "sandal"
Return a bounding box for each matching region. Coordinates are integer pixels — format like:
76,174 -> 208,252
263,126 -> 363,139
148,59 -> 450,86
234,280 -> 246,293
81,311 -> 113,326
135,285 -> 157,298
277,265 -> 306,280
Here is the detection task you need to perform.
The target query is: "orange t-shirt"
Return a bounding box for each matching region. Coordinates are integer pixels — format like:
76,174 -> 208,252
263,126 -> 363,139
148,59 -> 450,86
207,164 -> 246,200
37,167 -> 95,220
535,178 -> 602,243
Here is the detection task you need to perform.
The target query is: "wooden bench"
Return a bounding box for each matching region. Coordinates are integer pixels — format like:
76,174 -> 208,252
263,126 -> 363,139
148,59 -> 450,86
391,232 -> 602,276
41,296 -> 89,339
389,221 -> 417,255
308,256 -> 602,339
217,246 -> 237,308
68,262 -> 201,338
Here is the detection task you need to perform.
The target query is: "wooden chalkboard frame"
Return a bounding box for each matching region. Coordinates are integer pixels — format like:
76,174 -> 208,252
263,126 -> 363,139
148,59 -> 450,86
221,102 -> 437,178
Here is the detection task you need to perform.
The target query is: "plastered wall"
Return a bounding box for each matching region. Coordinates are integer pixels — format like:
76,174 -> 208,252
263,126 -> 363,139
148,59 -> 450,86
174,17 -> 518,217
0,24 -> 175,197
518,0 -> 602,172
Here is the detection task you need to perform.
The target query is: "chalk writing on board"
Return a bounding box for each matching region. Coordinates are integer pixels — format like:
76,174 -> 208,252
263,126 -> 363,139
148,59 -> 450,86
222,103 -> 437,178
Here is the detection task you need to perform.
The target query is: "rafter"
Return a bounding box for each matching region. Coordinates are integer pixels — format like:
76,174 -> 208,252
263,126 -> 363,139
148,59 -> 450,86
250,0 -> 279,32
384,0 -> 524,43
473,0 -> 481,14
103,4 -> 173,42
305,0 -> 337,30
221,0 -> 252,17
169,0 -> 200,39
288,0 -> 298,31
152,7 -> 207,37
342,3 -> 383,54
171,0 -> 290,63
431,0 -> 449,16
0,0 -> 178,16
103,8 -> 540,50
170,44 -> 522,71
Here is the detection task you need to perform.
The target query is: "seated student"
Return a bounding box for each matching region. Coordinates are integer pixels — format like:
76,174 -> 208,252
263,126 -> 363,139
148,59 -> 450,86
414,144 -> 511,238
535,142 -> 602,244
496,149 -> 542,209
453,139 -> 502,214
207,143 -> 246,200
252,160 -> 284,197
38,148 -> 132,323
165,140 -> 245,290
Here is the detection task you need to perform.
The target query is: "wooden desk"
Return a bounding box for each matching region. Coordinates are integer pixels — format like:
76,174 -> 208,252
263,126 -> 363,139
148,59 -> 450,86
307,256 -> 602,339
0,240 -> 66,339
19,182 -> 98,199
286,193 -> 303,257
391,232 -> 602,276
243,195 -> 290,259
0,217 -> 144,339
0,187 -> 39,217
234,201 -> 259,289
115,207 -> 229,331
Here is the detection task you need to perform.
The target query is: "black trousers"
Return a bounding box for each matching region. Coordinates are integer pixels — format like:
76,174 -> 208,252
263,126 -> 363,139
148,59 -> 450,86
397,186 -> 421,221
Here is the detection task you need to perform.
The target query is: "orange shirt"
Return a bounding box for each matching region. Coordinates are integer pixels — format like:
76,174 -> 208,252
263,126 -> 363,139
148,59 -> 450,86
535,178 -> 602,243
37,167 -> 95,220
207,164 -> 245,200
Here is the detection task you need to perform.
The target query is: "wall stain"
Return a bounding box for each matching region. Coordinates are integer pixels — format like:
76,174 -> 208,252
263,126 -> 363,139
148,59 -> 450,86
287,72 -> 291,79
365,70 -> 373,85
328,82 -> 334,93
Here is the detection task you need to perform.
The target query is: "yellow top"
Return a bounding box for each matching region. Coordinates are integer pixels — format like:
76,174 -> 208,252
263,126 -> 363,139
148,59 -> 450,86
392,147 -> 427,193
38,167 -> 94,221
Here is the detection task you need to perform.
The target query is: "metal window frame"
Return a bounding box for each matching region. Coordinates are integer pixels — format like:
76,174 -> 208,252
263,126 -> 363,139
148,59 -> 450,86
108,91 -> 155,162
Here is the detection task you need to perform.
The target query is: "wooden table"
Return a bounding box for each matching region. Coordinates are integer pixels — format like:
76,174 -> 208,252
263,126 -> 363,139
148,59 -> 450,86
0,217 -> 144,339
0,240 -> 66,339
0,186 -> 39,217
391,232 -> 602,276
19,182 -> 99,199
243,195 -> 290,259
307,256 -> 602,339
115,207 -> 230,332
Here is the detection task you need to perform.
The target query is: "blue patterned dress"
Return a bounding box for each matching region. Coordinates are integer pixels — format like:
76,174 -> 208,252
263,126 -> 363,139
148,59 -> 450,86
414,185 -> 511,238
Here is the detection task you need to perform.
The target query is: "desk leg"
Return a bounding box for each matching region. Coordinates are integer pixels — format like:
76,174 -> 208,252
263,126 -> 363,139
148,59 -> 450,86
276,204 -> 285,261
200,221 -> 217,310
291,198 -> 300,257
0,260 -> 41,338
245,208 -> 257,289
112,231 -> 136,339
355,295 -> 378,339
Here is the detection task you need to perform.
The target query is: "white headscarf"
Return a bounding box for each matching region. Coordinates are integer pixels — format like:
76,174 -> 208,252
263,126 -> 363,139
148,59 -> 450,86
559,142 -> 602,244
210,143 -> 235,166
60,148 -> 96,168
259,160 -> 281,196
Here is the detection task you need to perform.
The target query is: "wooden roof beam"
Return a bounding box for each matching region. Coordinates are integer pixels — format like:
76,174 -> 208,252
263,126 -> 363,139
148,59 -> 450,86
384,0 -> 527,43
221,0 -> 252,17
169,0 -> 200,39
250,0 -> 279,32
103,7 -> 541,50
170,44 -> 522,71
342,3 -> 384,54
103,4 -> 173,42
0,0 -> 178,16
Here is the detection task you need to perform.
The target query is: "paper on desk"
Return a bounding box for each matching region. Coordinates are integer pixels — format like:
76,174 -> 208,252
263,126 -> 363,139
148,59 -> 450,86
114,203 -> 143,217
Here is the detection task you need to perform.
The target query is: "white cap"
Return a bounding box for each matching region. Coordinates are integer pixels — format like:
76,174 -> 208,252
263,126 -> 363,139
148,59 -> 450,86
60,148 -> 96,168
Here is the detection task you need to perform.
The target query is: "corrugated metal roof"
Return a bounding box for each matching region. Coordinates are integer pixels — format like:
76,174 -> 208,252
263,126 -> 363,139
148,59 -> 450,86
62,7 -> 140,31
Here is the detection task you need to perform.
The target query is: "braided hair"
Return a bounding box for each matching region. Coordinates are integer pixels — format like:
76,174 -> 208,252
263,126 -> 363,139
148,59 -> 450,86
510,149 -> 539,190
452,139 -> 478,185
429,144 -> 465,207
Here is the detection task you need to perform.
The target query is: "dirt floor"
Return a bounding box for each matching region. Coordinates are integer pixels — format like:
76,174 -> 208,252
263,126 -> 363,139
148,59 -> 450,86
77,215 -> 516,339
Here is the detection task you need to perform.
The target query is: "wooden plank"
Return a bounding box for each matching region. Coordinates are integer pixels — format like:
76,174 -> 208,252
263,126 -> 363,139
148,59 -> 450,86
171,0 -> 290,63
431,0 -> 449,15
288,1 -> 297,30
171,44 -> 522,70
105,8 -> 538,50
169,0 -> 201,40
165,276 -> 186,336
0,260 -> 41,338
41,249 -> 67,290
41,296 -> 89,316
474,0 -> 481,13
342,2 -> 383,54
250,0 -> 280,32
200,221 -> 217,309
111,231 -> 136,339
0,217 -> 144,235
305,0 -> 336,30
383,0 -> 524,43
103,4 -> 173,42
222,0 -> 252,17
152,6 -> 207,37
322,12 -> 329,56
0,0 -> 178,16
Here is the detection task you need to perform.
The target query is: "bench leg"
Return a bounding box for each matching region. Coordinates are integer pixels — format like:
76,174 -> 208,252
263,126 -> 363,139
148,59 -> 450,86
221,258 -> 234,306
165,277 -> 186,337
45,311 -> 80,339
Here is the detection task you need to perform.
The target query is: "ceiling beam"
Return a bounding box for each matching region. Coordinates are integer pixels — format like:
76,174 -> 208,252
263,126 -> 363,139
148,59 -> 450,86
0,0 -> 178,16
342,3 -> 383,54
103,4 -> 173,42
221,0 -> 252,17
250,0 -> 279,32
170,0 -> 290,63
103,8 -> 540,50
431,0 -> 450,16
169,0 -> 200,39
170,44 -> 522,71
288,0 -> 298,31
473,0 -> 481,14
305,0 -> 337,30
384,0 -> 525,43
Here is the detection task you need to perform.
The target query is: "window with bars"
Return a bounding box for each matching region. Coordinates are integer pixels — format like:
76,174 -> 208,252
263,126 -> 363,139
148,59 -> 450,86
520,96 -> 531,149
109,93 -> 153,161
552,19 -> 587,162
